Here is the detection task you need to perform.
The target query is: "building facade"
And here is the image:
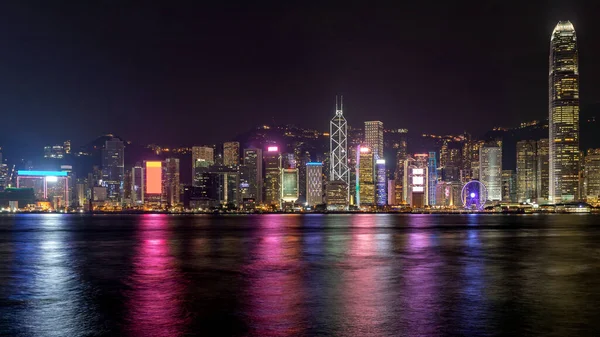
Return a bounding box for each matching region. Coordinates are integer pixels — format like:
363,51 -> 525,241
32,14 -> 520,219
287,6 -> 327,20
306,162 -> 323,206
364,121 -> 384,159
264,146 -> 281,208
537,138 -> 550,202
357,146 -> 375,207
243,148 -> 263,203
584,149 -> 600,204
549,21 -> 580,202
516,140 -> 537,202
164,158 -> 180,206
223,141 -> 240,166
101,138 -> 124,202
479,141 -> 502,201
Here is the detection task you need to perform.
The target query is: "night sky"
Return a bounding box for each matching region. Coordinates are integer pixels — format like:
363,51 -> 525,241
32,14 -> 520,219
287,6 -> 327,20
1,1 -> 599,153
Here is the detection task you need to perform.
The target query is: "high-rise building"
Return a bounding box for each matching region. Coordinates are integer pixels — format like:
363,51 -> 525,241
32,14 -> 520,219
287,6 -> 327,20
243,148 -> 263,203
403,154 -> 429,207
330,96 -> 350,208
376,159 -> 386,206
479,141 -> 502,201
428,152 -> 438,205
516,140 -> 537,202
192,146 -> 214,183
326,180 -> 348,210
223,142 -> 240,166
357,146 -> 375,207
364,121 -> 384,159
264,146 -> 281,208
306,162 -> 323,206
536,139 -> 550,202
584,149 -> 600,204
101,138 -> 124,201
502,170 -> 517,202
281,168 -> 299,204
132,163 -> 144,204
164,158 -> 180,206
549,21 -> 580,202
144,161 -> 164,205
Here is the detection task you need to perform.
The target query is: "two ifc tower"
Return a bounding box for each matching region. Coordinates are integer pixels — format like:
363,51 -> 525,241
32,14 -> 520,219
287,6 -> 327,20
328,20 -> 582,208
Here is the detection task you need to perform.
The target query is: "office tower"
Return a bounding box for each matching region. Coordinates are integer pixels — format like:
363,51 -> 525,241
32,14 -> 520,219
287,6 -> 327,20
364,121 -> 384,159
123,169 -> 132,202
502,170 -> 517,202
428,152 -> 437,205
357,146 -> 375,207
223,141 -> 240,166
264,146 -> 282,208
132,163 -> 144,204
536,139 -> 550,202
375,159 -> 386,206
326,180 -> 348,210
281,168 -> 299,205
330,96 -> 350,208
203,165 -> 242,208
435,181 -> 462,207
101,138 -> 124,201
549,21 -> 580,202
403,154 -> 428,207
164,158 -> 180,206
63,140 -> 71,154
516,140 -> 537,202
387,180 -> 396,205
243,148 -> 263,203
192,146 -> 214,182
306,162 -> 323,206
584,149 -> 600,204
144,161 -> 164,205
296,150 -> 310,202
479,141 -> 502,201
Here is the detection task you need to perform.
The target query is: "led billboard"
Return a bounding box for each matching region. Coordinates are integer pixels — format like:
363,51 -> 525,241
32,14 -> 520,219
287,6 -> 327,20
146,161 -> 162,194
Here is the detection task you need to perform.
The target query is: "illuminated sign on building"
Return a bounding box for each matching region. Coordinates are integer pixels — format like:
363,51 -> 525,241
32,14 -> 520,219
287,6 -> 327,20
267,146 -> 279,152
17,170 -> 68,177
146,161 -> 162,194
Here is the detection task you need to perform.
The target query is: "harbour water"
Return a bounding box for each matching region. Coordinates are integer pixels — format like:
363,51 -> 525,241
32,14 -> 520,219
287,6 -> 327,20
1,214 -> 600,336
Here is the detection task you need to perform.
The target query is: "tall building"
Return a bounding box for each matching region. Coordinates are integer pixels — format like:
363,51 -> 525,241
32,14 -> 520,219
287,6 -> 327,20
364,121 -> 384,159
536,139 -> 550,202
164,158 -> 180,206
326,180 -> 348,210
549,21 -> 580,202
403,154 -> 429,207
375,159 -> 386,206
479,141 -> 502,201
144,161 -> 164,206
132,163 -> 144,204
357,146 -> 375,207
428,152 -> 437,205
101,138 -> 124,201
516,140 -> 537,202
281,168 -> 299,204
306,162 -> 323,206
329,96 -> 350,208
223,142 -> 240,166
501,170 -> 517,202
264,146 -> 281,208
192,146 -> 214,182
584,149 -> 600,204
243,148 -> 263,203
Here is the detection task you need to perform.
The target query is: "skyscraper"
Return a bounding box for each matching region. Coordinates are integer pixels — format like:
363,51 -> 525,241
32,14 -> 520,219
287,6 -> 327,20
549,21 -> 580,202
164,158 -> 180,206
132,163 -> 144,204
364,121 -> 384,159
264,146 -> 281,208
101,138 -> 124,201
243,148 -> 263,203
479,141 -> 502,201
536,139 -> 550,202
584,149 -> 600,205
428,152 -> 437,205
192,146 -> 214,182
516,140 -> 537,202
375,159 -> 386,206
223,141 -> 240,166
403,154 -> 429,207
357,146 -> 375,207
330,96 -> 350,208
306,162 -> 323,207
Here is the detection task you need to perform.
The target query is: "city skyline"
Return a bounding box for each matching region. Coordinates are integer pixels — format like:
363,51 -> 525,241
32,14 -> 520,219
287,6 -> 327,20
0,2 -> 599,152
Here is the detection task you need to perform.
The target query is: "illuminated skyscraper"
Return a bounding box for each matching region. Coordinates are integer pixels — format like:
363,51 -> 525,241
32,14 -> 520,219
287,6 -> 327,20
192,146 -> 214,182
223,141 -> 240,166
306,162 -> 323,206
132,163 -> 144,204
375,159 -> 386,206
403,154 -> 428,207
164,158 -> 180,206
364,121 -> 384,159
549,21 -> 580,202
330,96 -> 350,208
584,149 -> 600,204
516,140 -> 537,202
264,146 -> 281,208
357,146 -> 375,207
428,152 -> 437,205
243,148 -> 263,203
101,138 -> 124,201
536,139 -> 550,202
479,141 -> 502,201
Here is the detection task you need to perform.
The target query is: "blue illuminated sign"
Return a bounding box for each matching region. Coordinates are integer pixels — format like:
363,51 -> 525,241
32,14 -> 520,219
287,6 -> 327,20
17,170 -> 68,177
306,162 -> 323,166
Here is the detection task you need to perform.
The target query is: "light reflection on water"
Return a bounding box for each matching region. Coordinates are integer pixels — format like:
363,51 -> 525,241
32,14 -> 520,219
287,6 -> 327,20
0,214 -> 600,336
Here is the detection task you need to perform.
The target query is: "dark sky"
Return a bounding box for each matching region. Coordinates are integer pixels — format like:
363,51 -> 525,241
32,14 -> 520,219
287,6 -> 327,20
1,1 -> 599,151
